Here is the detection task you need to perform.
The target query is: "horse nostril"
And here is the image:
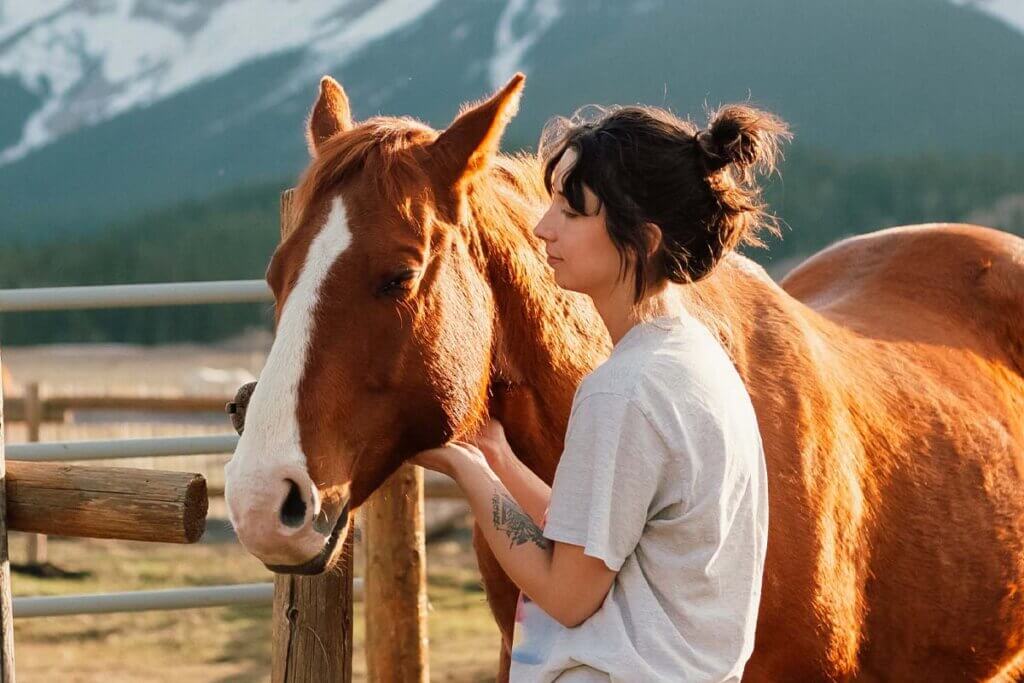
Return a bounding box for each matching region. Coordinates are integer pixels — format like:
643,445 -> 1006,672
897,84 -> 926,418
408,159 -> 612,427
280,479 -> 307,529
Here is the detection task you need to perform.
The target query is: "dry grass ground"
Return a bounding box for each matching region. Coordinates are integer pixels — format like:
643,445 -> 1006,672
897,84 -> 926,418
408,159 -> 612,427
3,341 -> 501,682
10,525 -> 500,682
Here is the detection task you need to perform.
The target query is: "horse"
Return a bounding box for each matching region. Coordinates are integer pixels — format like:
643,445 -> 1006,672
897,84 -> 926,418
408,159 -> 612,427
223,73 -> 1024,681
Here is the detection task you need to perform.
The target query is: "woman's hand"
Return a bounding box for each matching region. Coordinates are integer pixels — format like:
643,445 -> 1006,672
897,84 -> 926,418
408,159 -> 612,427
410,416 -> 511,480
409,440 -> 489,480
468,417 -> 513,469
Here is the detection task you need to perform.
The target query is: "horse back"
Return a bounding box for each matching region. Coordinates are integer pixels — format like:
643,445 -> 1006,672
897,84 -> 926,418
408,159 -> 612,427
781,223 -> 1024,380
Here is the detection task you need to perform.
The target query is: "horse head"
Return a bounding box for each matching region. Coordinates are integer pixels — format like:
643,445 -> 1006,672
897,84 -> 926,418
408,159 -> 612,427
224,73 -> 528,573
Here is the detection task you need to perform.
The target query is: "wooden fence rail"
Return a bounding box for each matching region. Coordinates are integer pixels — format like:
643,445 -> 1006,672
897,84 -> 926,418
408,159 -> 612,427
4,394 -> 234,423
6,462 -> 206,543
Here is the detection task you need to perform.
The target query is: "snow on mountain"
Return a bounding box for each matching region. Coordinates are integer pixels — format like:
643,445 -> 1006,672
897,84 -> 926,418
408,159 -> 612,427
0,0 -> 1020,173
0,0 -> 441,165
953,0 -> 1024,33
489,0 -> 563,89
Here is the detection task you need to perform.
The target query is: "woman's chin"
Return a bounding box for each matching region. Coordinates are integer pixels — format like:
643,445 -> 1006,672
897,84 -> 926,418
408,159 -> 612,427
551,270 -> 574,291
552,275 -> 589,297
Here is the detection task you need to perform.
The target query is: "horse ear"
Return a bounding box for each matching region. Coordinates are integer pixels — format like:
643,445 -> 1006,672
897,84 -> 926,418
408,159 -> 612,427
307,76 -> 353,156
430,73 -> 525,188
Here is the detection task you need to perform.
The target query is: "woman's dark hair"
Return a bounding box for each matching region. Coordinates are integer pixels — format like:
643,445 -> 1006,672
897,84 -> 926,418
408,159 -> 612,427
540,103 -> 792,302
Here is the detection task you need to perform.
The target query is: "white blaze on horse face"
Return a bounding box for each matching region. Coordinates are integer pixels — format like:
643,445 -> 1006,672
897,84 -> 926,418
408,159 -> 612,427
225,197 -> 352,538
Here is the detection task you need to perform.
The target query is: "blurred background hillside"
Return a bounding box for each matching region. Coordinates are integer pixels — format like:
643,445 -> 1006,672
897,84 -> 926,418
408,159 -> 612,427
1,0 -> 1022,344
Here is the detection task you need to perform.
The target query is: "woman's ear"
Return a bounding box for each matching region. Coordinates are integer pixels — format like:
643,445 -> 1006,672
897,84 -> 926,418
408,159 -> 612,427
642,222 -> 663,259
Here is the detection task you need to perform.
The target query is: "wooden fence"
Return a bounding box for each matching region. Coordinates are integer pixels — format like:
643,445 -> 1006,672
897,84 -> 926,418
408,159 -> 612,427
0,400 -> 209,681
0,188 -> 441,682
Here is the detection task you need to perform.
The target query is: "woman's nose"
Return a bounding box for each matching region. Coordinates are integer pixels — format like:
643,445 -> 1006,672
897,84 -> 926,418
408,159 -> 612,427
533,213 -> 554,242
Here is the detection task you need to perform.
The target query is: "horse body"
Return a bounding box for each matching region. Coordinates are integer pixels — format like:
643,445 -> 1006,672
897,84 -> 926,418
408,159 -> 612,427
767,224 -> 1024,680
225,74 -> 1024,680
473,174 -> 1024,680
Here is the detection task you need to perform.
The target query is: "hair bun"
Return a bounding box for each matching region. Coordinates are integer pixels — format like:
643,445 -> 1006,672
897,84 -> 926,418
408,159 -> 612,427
693,104 -> 791,179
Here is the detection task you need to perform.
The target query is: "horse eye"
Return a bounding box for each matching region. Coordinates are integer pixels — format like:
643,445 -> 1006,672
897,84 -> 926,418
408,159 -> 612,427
377,269 -> 417,297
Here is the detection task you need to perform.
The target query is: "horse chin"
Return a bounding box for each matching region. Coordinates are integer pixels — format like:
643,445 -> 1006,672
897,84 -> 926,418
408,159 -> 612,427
262,501 -> 351,576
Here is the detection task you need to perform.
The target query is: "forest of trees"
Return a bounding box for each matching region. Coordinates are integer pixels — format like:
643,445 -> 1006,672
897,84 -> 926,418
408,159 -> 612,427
1,146 -> 1021,345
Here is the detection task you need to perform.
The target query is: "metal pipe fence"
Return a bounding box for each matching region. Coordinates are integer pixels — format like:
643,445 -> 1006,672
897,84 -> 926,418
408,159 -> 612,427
12,580 -> 368,618
13,583 -> 275,618
0,280 -> 271,312
7,434 -> 239,462
3,281 -> 272,618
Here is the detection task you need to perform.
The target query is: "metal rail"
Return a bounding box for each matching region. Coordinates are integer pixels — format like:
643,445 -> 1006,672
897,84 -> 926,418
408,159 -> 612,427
13,583 -> 273,618
6,434 -> 239,462
0,280 -> 271,312
13,579 -> 367,618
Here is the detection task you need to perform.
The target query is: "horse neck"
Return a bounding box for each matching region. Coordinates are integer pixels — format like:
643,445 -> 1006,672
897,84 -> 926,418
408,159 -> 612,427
684,252 -> 806,384
467,159 -> 611,480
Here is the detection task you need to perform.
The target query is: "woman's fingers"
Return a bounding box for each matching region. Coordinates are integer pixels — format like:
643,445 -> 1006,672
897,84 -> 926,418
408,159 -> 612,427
409,447 -> 452,473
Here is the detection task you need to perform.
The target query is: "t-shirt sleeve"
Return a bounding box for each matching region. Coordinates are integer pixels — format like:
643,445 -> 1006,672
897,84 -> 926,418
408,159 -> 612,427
542,391 -> 669,571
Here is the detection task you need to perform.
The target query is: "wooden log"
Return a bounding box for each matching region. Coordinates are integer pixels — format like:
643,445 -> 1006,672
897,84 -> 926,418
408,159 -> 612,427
24,535 -> 46,567
271,524 -> 355,683
0,356 -> 17,681
0,398 -> 63,423
5,462 -> 207,544
271,188 -> 354,683
47,395 -> 232,414
424,474 -> 463,500
24,384 -> 47,566
364,463 -> 430,682
23,385 -> 40,443
4,395 -> 234,423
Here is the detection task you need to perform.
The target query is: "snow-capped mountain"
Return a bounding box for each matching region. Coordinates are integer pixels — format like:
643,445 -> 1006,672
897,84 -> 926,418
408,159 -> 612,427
954,0 -> 1024,33
0,0 -> 1022,241
0,0 -> 511,164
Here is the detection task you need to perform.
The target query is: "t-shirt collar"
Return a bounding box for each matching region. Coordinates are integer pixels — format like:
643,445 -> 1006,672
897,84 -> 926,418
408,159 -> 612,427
612,310 -> 694,353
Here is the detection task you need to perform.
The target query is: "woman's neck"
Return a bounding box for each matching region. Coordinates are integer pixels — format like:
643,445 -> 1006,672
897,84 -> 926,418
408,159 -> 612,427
591,281 -> 684,345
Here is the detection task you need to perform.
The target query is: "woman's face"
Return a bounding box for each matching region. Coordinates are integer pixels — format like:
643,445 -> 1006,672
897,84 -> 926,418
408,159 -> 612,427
533,147 -> 626,299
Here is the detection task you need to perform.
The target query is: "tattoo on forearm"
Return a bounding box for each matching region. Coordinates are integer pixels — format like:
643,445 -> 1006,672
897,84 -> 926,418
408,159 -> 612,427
491,492 -> 551,550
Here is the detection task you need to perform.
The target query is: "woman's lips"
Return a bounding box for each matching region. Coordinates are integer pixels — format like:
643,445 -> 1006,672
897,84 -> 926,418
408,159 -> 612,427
546,254 -> 562,265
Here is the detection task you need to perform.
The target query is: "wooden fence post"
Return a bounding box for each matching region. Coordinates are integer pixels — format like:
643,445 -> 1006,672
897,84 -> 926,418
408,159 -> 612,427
272,528 -> 355,682
0,353 -> 17,681
364,463 -> 429,681
271,189 -> 354,682
23,384 -> 45,567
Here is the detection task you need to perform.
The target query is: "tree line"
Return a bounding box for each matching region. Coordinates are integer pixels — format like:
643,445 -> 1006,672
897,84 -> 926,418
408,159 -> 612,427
0,147 -> 1021,345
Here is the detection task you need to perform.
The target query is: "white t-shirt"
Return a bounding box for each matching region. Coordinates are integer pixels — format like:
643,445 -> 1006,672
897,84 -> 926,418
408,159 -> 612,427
509,311 -> 769,682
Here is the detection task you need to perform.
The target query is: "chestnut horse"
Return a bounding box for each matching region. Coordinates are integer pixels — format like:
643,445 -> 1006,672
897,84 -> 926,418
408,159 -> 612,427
224,74 -> 1024,680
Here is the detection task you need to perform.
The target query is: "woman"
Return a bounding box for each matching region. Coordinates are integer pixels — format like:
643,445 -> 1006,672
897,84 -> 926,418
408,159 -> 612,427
413,101 -> 790,681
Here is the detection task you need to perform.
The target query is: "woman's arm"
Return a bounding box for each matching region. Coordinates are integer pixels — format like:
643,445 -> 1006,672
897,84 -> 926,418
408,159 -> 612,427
412,439 -> 616,628
470,420 -> 550,526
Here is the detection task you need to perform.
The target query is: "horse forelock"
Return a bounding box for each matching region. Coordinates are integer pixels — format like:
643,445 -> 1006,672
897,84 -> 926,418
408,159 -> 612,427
293,116 -> 437,233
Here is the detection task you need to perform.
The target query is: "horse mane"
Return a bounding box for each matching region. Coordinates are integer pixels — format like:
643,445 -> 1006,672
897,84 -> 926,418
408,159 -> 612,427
292,117 -> 767,368
293,116 -> 438,231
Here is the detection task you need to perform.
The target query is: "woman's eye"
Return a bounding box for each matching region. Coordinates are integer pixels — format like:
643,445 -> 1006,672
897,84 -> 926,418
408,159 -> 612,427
561,208 -> 580,218
378,270 -> 417,297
